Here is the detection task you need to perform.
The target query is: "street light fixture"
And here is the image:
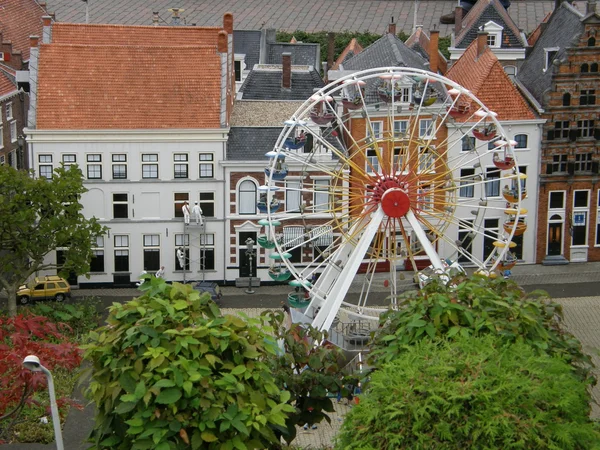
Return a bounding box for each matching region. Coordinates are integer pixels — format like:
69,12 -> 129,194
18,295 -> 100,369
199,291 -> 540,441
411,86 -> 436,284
245,237 -> 255,294
22,355 -> 64,450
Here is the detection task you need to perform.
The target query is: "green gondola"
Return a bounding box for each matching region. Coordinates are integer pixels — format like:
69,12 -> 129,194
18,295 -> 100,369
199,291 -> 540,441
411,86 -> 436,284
268,267 -> 292,281
257,235 -> 277,249
288,292 -> 310,309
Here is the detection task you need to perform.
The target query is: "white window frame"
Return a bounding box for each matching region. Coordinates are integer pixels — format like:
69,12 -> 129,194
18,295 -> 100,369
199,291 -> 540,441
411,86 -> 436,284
0,127 -> 3,149
5,102 -> 13,120
174,192 -> 189,218
199,153 -> 214,178
199,233 -> 216,271
285,179 -> 302,213
365,148 -> 380,174
419,118 -> 435,139
393,120 -> 408,137
86,154 -> 102,179
544,47 -> 559,72
112,154 -> 127,179
175,234 -> 190,271
513,134 -> 528,150
90,236 -> 105,273
418,146 -> 435,173
238,179 -> 257,215
39,154 -> 53,179
313,178 -> 330,213
368,121 -> 383,140
199,192 -> 215,218
572,190 -> 590,247
417,183 -> 433,212
142,154 -> 159,179
62,154 -> 76,170
459,168 -> 475,198
112,193 -> 128,219
485,167 -> 501,197
143,234 -> 161,272
174,153 -> 189,179
114,234 -> 130,272
10,121 -> 16,143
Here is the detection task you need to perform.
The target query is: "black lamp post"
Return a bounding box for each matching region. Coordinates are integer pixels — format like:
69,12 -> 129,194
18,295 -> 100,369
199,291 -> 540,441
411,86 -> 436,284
245,237 -> 255,294
17,135 -> 25,169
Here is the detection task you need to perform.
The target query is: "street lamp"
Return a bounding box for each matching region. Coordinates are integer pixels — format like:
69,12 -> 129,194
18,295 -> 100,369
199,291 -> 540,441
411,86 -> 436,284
22,355 -> 64,450
245,237 -> 255,294
17,135 -> 25,169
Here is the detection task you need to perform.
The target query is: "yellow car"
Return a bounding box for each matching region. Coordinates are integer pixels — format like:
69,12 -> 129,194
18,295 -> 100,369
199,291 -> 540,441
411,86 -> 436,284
17,276 -> 72,305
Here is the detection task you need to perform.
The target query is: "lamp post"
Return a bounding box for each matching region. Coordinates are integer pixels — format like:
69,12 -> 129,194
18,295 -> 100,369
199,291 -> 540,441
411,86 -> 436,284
22,355 -> 64,450
245,237 -> 255,294
17,134 -> 25,170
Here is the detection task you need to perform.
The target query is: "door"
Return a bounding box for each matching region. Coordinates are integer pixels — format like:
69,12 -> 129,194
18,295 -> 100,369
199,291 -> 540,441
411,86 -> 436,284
548,222 -> 562,256
56,250 -> 78,286
238,248 -> 256,278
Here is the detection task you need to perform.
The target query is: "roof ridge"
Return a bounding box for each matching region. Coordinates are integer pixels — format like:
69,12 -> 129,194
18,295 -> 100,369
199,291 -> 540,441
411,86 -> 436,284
53,22 -> 223,31
42,43 -> 218,50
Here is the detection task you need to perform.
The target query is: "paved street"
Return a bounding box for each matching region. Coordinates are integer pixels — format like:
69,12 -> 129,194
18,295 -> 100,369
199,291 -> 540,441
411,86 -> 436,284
43,0 -> 571,36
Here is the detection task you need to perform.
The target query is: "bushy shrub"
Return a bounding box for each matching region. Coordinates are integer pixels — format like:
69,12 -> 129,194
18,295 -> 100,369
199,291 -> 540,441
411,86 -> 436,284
337,335 -> 600,450
83,278 -> 294,450
369,275 -> 593,382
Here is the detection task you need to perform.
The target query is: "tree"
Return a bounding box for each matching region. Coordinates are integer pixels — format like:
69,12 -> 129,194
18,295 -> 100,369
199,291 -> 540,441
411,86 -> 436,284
0,165 -> 106,316
83,279 -> 295,449
336,335 -> 600,449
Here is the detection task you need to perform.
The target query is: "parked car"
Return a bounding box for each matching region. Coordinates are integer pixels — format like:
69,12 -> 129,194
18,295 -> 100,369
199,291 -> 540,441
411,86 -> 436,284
17,276 -> 72,304
193,281 -> 223,303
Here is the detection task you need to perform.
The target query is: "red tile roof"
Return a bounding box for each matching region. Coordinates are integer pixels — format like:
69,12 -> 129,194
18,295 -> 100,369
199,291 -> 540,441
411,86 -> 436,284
405,27 -> 448,74
36,44 -> 222,129
446,39 -> 535,121
0,0 -> 46,62
0,70 -> 17,97
52,23 -> 222,46
332,38 -> 363,70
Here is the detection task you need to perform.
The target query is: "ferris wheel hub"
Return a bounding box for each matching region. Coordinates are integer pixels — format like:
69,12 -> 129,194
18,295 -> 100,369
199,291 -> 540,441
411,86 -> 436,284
380,188 -> 411,218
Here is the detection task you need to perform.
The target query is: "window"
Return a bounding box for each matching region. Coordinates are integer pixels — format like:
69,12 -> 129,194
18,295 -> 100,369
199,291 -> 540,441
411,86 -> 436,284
0,155 -> 4,165
551,154 -> 568,173
577,120 -> 595,138
112,154 -> 127,179
417,184 -> 433,211
239,180 -> 257,214
418,147 -> 434,172
575,153 -> 593,173
393,120 -> 408,137
143,235 -> 160,271
0,127 -> 3,149
581,63 -> 589,73
393,147 -> 406,172
462,135 -> 475,151
589,37 -> 596,47
9,121 -> 16,142
283,226 -> 304,263
419,119 -> 434,138
485,167 -> 500,197
62,154 -> 76,170
199,192 -> 215,217
114,235 -> 129,272
572,190 -> 589,246
580,90 -> 596,106
112,193 -> 128,218
199,153 -> 214,178
504,65 -> 517,78
400,87 -> 411,103
549,191 -> 565,210
562,93 -> 571,106
5,102 -> 12,120
90,236 -> 104,272
142,154 -> 158,178
365,148 -> 380,173
368,121 -> 383,140
596,191 -> 600,245
199,234 -> 215,270
286,180 -> 302,213
555,120 -> 569,138
514,134 -> 528,149
591,63 -> 599,73
174,234 -> 189,270
86,154 -> 102,179
486,34 -> 497,47
458,219 -> 474,263
483,218 -> 499,260
39,154 -> 53,179
174,193 -> 189,217
460,168 -> 475,198
518,166 -> 527,190
544,48 -> 558,71
234,60 -> 242,82
174,153 -> 188,178
313,179 -> 330,213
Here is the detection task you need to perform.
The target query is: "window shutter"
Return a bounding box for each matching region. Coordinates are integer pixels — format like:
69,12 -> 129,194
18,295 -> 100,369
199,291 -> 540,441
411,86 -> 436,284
594,128 -> 600,141
547,129 -> 555,141
3,52 -> 10,62
569,129 -> 578,142
592,161 -> 599,174
567,162 -> 575,175
546,164 -> 553,175
304,133 -> 313,153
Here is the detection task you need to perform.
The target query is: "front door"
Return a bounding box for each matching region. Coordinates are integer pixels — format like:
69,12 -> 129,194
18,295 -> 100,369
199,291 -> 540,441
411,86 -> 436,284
238,248 -> 257,278
548,223 -> 562,256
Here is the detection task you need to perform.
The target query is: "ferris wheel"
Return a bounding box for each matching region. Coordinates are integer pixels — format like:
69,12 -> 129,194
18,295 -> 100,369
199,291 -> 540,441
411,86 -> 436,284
259,67 -> 526,332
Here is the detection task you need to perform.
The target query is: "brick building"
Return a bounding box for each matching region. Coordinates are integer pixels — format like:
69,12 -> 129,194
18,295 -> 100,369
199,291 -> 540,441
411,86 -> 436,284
518,0 -> 600,264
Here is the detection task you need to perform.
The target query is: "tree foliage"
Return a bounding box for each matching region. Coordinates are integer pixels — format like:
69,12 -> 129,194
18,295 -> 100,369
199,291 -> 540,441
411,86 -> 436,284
369,275 -> 594,383
262,310 -> 345,445
336,335 -> 600,450
83,278 -> 295,450
0,165 -> 106,316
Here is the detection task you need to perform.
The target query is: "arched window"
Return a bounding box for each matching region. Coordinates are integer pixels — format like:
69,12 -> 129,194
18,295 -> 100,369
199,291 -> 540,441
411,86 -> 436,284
562,92 -> 571,106
238,179 -> 257,214
581,63 -> 589,73
504,65 -> 517,78
591,63 -> 599,73
514,134 -> 528,149
588,37 -> 596,47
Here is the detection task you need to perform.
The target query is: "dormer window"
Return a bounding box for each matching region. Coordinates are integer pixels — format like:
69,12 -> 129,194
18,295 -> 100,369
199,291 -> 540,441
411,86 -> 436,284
482,21 -> 503,48
544,47 -> 559,72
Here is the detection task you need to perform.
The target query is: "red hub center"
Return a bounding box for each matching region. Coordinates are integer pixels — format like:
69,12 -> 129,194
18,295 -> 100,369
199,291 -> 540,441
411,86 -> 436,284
381,188 -> 411,218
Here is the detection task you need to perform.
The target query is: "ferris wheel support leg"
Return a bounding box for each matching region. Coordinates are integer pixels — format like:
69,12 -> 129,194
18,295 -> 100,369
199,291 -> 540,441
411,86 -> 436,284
405,210 -> 445,271
311,207 -> 385,333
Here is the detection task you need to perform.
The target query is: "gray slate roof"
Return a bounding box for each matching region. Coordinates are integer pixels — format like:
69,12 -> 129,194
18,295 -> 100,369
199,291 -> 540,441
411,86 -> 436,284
233,30 -> 262,69
267,42 -> 320,68
517,2 -> 584,104
340,33 -> 428,71
227,127 -> 283,161
238,68 -> 325,100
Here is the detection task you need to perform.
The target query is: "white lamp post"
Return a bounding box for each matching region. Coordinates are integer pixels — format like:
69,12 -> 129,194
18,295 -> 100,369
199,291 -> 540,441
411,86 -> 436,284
245,238 -> 255,294
22,355 -> 64,450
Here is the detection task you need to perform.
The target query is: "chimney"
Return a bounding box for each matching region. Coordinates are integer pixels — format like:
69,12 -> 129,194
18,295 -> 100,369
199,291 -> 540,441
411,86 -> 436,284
587,1 -> 597,14
454,6 -> 463,35
223,12 -> 233,34
429,29 -> 439,74
554,0 -> 563,9
168,8 -> 184,26
29,35 -> 39,48
282,52 -> 291,89
477,30 -> 488,58
327,32 -> 335,70
388,16 -> 396,35
28,36 -> 40,129
42,16 -> 52,44
217,30 -> 228,53
152,11 -> 159,26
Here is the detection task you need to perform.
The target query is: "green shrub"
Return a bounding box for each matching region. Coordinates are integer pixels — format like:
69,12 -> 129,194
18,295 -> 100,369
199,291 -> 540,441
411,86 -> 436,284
369,275 -> 593,382
337,335 -> 600,450
82,278 -> 294,450
22,297 -> 101,341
